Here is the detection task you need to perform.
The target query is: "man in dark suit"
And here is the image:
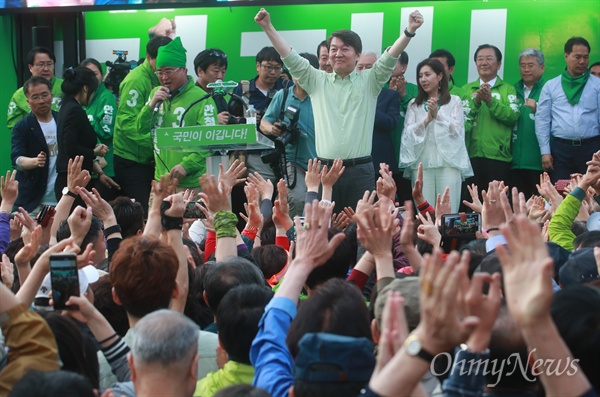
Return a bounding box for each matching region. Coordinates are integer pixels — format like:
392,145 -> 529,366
11,76 -> 58,213
356,52 -> 401,182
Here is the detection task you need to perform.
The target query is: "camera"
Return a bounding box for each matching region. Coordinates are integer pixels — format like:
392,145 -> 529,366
105,50 -> 137,96
261,105 -> 301,164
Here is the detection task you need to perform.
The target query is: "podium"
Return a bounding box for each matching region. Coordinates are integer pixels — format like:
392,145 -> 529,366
155,123 -> 274,176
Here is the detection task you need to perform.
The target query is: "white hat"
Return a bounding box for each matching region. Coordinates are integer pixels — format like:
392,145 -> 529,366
35,265 -> 100,302
587,212 -> 600,232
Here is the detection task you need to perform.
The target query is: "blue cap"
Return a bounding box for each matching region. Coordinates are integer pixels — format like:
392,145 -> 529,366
559,247 -> 600,287
294,333 -> 375,384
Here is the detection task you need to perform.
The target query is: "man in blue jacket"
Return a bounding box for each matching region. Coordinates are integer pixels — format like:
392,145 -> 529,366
11,76 -> 58,214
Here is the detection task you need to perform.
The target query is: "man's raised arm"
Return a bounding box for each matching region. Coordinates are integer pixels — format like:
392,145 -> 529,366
387,10 -> 424,58
254,8 -> 292,58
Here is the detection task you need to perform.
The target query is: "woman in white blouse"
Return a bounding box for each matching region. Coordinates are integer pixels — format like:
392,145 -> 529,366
399,58 -> 472,212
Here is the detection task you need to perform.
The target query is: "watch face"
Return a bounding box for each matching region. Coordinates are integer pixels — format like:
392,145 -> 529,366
407,339 -> 422,356
62,187 -> 69,195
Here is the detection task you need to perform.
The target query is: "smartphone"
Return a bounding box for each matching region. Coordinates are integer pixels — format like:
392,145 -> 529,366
36,205 -> 55,227
555,179 -> 570,195
183,201 -> 206,219
441,212 -> 481,238
49,253 -> 79,310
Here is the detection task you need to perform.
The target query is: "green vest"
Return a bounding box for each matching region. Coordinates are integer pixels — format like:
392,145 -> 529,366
512,78 -> 546,171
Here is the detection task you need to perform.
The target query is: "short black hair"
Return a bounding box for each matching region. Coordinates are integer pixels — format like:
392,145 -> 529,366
56,216 -> 104,250
305,229 -> 352,290
294,380 -> 367,397
300,52 -> 319,69
399,51 -> 409,66
203,256 -> 265,311
564,37 -> 591,54
26,46 -> 56,66
590,61 -> 600,70
286,279 -> 371,358
216,284 -> 273,364
193,48 -> 228,76
9,370 -> 95,397
474,44 -> 502,63
551,285 -> 600,392
146,36 -> 172,59
574,230 -> 600,248
317,40 -> 328,57
251,244 -> 287,279
429,48 -> 456,68
214,385 -> 271,397
23,76 -> 52,97
256,46 -> 282,65
328,30 -> 362,55
110,196 -> 144,239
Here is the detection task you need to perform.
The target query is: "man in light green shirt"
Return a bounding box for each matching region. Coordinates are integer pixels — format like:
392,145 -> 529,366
254,8 -> 423,211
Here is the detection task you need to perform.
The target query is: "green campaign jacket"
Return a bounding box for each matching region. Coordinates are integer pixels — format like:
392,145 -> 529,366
463,77 -> 520,162
113,61 -> 160,165
84,83 -> 117,177
137,77 -> 217,188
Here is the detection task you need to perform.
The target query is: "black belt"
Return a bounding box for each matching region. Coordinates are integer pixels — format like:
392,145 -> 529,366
317,156 -> 372,167
553,135 -> 600,146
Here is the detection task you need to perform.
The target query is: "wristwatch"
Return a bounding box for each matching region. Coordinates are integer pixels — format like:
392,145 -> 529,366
404,334 -> 436,363
62,186 -> 78,198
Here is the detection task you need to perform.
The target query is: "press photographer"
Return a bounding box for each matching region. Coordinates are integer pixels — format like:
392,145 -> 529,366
260,52 -> 319,217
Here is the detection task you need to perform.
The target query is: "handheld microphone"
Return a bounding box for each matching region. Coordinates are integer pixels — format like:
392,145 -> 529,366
153,87 -> 170,113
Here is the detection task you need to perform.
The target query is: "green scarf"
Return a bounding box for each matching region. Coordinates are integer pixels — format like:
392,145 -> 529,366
561,69 -> 589,105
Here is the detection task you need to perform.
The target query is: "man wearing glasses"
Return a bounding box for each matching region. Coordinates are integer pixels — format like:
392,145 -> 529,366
137,37 -> 217,193
232,46 -> 292,183
7,47 -> 62,129
463,44 -> 519,190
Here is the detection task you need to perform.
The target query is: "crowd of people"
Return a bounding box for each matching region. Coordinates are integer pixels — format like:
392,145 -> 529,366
1,7 -> 600,397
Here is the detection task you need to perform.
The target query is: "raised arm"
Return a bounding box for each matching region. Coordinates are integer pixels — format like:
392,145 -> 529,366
254,9 -> 292,58
387,10 -> 423,58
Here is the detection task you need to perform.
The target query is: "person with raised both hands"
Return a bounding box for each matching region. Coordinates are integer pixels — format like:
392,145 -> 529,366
254,7 -> 423,213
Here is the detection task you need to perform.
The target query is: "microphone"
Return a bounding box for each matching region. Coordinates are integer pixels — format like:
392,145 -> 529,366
153,87 -> 170,113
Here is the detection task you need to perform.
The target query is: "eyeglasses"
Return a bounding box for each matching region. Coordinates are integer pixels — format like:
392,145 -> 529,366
155,67 -> 181,77
476,56 -> 497,62
29,92 -> 51,101
209,51 -> 227,59
34,62 -> 54,69
261,64 -> 283,73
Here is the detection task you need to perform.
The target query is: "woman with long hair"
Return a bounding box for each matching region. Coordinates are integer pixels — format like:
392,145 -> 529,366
399,58 -> 472,212
55,66 -> 108,202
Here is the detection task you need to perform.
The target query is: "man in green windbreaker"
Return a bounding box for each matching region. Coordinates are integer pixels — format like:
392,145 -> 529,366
113,36 -> 172,215
7,47 -> 62,130
463,44 -> 519,189
511,48 -> 546,198
137,37 -> 217,193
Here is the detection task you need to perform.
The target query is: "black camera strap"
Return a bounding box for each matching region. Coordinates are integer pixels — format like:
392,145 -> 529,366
278,86 -> 290,121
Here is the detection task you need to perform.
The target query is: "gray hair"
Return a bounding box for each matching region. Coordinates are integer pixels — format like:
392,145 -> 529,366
519,48 -> 545,65
131,309 -> 199,367
360,51 -> 380,61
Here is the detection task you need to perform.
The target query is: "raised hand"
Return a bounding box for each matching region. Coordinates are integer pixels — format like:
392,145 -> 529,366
435,187 -> 451,221
0,170 -> 18,208
412,163 -> 426,206
272,179 -> 292,230
355,197 -> 397,258
67,206 -> 93,247
320,159 -> 345,189
462,183 -> 483,213
305,158 -> 322,193
247,172 -> 274,201
198,174 -> 232,213
78,187 -> 115,222
219,159 -> 246,191
67,156 -> 91,193
377,163 -> 397,201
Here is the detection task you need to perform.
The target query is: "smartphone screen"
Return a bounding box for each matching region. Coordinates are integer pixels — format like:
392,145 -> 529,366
183,201 -> 206,219
441,213 -> 481,238
50,253 -> 79,310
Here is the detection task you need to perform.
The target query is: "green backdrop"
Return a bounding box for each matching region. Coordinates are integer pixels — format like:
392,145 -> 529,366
1,0 -> 599,175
